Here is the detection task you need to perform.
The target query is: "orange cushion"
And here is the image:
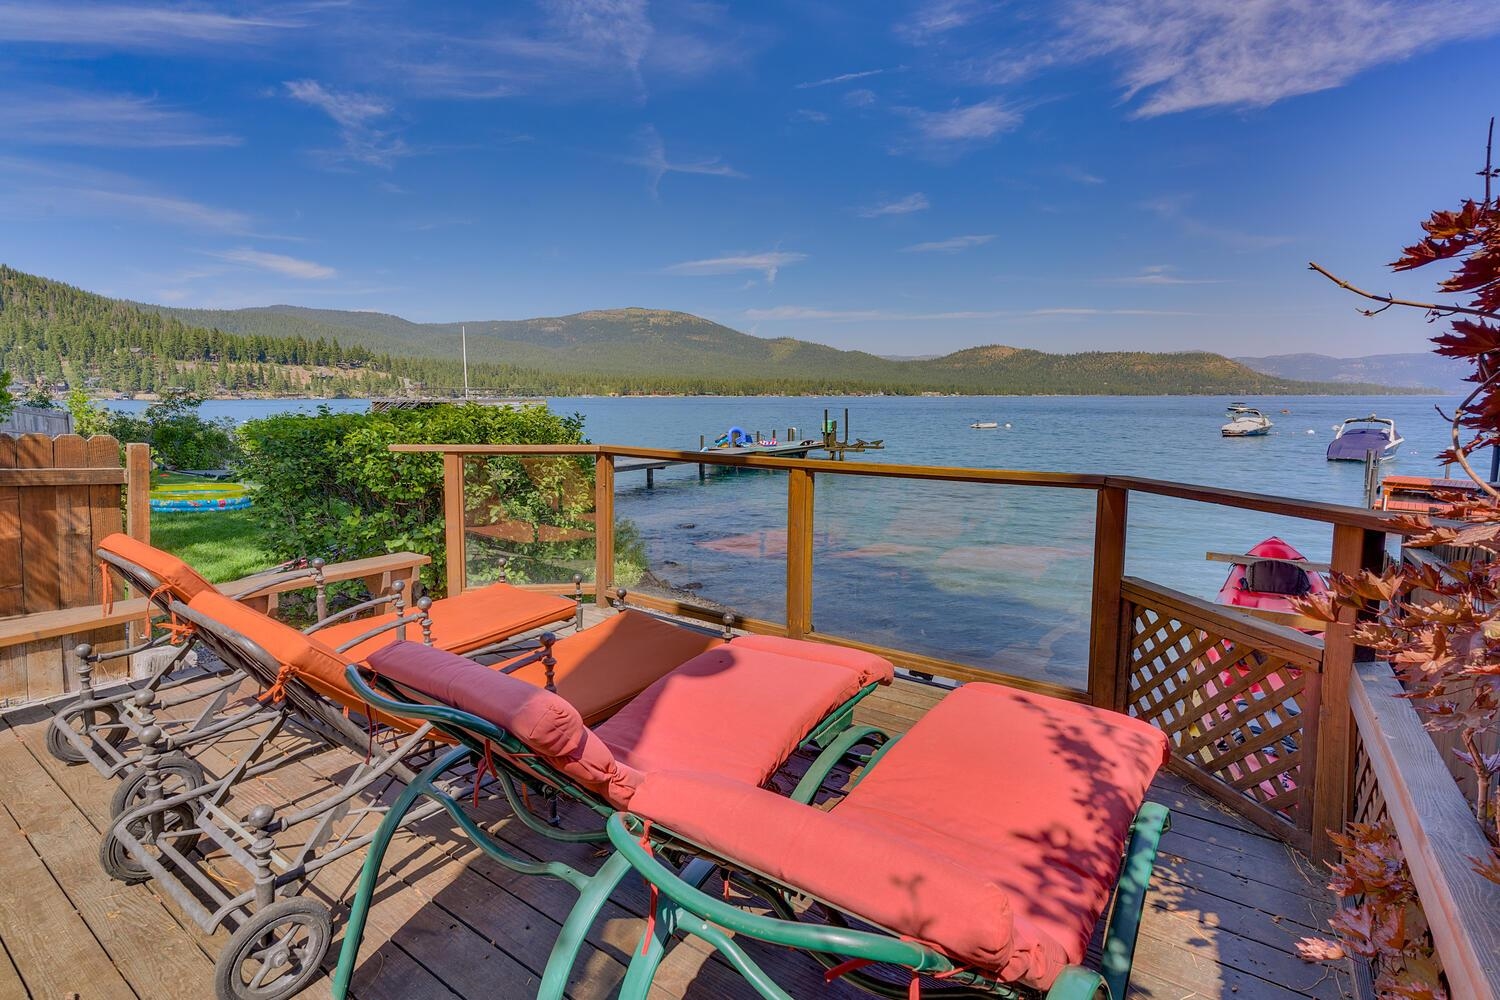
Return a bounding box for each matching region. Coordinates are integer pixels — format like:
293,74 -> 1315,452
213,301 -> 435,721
593,644 -> 872,786
630,684 -> 1168,990
833,684 -> 1167,980
497,610 -> 723,725
99,532 -> 215,602
316,583 -> 577,663
730,634 -> 895,687
366,641 -> 643,805
186,590 -> 351,703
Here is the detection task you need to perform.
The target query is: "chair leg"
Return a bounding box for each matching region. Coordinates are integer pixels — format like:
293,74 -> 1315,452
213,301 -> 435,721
538,852 -> 633,1000
331,749 -> 465,1000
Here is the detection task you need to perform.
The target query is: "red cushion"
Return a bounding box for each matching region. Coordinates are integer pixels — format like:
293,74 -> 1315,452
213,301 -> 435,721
629,770 -> 1060,987
366,641 -> 643,805
833,684 -> 1168,979
629,683 -> 1168,989
185,590 -> 349,698
316,583 -> 577,662
730,635 -> 894,687
100,533 -> 214,602
593,645 -> 871,786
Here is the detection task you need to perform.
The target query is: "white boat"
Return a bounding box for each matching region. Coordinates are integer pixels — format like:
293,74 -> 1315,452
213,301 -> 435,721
1221,404 -> 1272,438
1327,414 -> 1403,461
970,421 -> 999,429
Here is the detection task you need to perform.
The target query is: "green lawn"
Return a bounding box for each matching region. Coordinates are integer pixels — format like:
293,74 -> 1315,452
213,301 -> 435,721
150,508 -> 276,583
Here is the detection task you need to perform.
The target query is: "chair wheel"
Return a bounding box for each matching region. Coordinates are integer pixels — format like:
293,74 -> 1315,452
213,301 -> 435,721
99,797 -> 200,884
215,898 -> 332,1000
45,705 -> 124,764
109,752 -> 207,818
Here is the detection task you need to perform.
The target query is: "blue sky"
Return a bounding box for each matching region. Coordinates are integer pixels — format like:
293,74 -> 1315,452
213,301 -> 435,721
2,1 -> 1499,357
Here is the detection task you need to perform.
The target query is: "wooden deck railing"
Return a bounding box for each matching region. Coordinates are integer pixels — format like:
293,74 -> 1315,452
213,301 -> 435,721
395,442 -> 1399,856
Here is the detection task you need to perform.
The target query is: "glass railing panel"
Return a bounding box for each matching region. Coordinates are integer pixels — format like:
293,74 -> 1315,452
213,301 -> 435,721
461,454 -> 598,588
810,476 -> 1097,690
609,458 -> 788,625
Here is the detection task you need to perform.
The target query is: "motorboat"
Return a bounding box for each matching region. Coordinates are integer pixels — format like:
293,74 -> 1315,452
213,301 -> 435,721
1326,414 -> 1402,461
970,421 -> 999,429
1220,404 -> 1272,437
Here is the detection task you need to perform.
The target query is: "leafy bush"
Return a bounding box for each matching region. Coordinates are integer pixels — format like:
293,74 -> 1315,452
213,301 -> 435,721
0,370 -> 13,423
238,403 -> 611,593
66,388 -> 112,437
108,389 -> 241,470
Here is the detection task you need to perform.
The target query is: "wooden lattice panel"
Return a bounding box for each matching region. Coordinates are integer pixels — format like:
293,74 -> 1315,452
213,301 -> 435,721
1351,725 -> 1390,827
1125,597 -> 1315,830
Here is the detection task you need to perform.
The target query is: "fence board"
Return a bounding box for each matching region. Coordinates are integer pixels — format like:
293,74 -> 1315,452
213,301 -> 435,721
0,434 -> 130,701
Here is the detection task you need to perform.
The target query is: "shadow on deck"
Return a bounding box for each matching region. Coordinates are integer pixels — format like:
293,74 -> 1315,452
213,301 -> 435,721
0,671 -> 1353,1000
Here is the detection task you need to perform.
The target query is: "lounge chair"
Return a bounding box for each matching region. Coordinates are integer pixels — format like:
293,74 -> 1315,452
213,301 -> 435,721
330,635 -> 897,999
101,593 -> 746,1000
49,533 -> 581,778
602,682 -> 1171,1000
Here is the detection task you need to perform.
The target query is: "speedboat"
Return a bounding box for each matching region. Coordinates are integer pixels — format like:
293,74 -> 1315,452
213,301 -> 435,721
1220,404 -> 1272,437
970,421 -> 999,429
1327,414 -> 1402,461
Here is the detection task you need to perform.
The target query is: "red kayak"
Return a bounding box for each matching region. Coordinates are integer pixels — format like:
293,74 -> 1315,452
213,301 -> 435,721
1216,536 -> 1327,614
1200,537 -> 1324,810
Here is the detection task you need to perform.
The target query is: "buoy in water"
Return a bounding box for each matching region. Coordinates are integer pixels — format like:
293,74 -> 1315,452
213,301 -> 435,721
1003,422 -> 1012,429
1307,429 -> 1316,435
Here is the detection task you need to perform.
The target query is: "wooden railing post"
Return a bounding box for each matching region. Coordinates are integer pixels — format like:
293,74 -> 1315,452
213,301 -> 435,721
786,468 -> 815,637
1310,523 -> 1385,862
1088,486 -> 1128,710
125,442 -> 151,545
594,453 -> 615,607
442,453 -> 466,597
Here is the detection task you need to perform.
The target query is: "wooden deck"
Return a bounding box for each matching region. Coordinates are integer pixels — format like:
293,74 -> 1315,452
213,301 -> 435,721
0,650 -> 1355,1000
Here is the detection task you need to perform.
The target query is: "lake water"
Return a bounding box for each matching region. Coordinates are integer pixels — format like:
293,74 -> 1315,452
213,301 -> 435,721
112,393 -> 1464,689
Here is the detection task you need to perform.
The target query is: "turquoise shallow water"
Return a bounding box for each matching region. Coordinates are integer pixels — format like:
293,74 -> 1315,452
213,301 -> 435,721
115,393 -> 1465,688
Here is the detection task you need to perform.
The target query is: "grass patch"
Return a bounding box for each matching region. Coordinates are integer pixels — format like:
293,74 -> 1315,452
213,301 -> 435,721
149,508 -> 276,583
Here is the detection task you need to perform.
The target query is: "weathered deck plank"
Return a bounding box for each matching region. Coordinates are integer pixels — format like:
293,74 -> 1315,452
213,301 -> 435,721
0,665 -> 1351,1000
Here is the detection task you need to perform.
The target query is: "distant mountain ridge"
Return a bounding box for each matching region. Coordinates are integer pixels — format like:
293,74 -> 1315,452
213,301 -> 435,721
0,265 -> 1418,396
1235,352 -> 1465,392
143,298 -> 1408,395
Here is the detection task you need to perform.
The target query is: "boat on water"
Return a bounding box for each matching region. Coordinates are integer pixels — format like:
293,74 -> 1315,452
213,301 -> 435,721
1326,414 -> 1403,461
970,421 -> 999,429
1220,404 -> 1272,437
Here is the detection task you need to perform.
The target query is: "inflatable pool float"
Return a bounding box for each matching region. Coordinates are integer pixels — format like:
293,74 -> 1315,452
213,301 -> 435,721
150,496 -> 254,512
149,480 -> 253,513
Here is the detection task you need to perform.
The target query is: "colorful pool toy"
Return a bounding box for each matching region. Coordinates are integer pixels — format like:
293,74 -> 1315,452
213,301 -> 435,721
149,479 -> 253,513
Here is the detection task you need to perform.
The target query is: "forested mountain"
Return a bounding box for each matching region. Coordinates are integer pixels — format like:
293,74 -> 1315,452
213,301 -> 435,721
2,265 -> 1409,397
1235,353 -> 1466,391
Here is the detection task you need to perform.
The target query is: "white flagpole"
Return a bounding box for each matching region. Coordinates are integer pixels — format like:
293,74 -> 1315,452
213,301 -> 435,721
461,325 -> 470,399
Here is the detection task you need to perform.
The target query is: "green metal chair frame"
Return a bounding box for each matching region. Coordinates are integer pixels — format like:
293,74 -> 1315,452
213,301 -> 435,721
331,659 -> 890,1000
598,799 -> 1170,1000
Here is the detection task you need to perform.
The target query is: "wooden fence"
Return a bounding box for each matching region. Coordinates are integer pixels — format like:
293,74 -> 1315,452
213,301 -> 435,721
0,434 -> 150,705
0,405 -> 73,437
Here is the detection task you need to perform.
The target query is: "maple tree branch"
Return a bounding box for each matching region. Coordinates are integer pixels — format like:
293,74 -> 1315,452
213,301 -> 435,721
1306,261 -> 1500,322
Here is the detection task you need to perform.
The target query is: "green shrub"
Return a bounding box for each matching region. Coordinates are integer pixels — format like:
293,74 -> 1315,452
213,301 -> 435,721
108,390 -> 241,470
238,403 -> 612,594
0,370 -> 13,423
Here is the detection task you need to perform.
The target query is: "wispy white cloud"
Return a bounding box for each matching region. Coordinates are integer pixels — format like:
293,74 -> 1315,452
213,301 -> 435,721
796,68 -> 889,89
895,0 -> 994,45
665,251 -> 807,285
71,189 -> 252,231
902,234 -> 994,253
858,193 -> 930,218
791,109 -> 830,124
0,89 -> 240,148
285,80 -> 408,168
206,248 -> 336,280
1143,195 -> 1291,250
553,0 -> 652,85
1029,307 -> 1196,317
843,88 -> 878,108
1058,165 -> 1104,185
626,125 -> 745,197
975,0 -> 1500,117
899,97 -> 1021,153
1103,264 -> 1221,285
0,2 -> 293,48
